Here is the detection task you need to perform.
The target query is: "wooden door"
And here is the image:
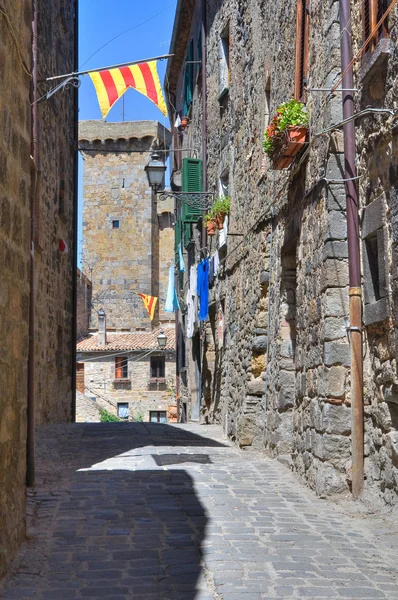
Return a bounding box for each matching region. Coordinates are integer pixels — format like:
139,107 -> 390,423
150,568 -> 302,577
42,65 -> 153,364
76,362 -> 84,393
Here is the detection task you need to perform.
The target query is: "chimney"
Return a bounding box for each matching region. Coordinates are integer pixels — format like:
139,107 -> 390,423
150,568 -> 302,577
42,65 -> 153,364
98,308 -> 107,346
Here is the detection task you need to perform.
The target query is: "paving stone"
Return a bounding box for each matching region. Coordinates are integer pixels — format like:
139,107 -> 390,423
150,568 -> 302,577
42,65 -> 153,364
1,423 -> 398,600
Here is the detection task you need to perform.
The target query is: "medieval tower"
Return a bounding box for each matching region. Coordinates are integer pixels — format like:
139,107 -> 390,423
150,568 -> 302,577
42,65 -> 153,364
79,121 -> 174,332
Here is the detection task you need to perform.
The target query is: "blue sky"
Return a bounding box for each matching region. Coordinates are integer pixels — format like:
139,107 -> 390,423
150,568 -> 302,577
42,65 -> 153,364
78,0 -> 177,264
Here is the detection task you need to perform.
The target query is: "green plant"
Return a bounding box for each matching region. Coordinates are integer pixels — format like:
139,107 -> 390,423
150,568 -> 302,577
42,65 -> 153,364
211,195 -> 231,216
276,99 -> 309,132
263,100 -> 308,157
133,411 -> 144,422
99,408 -> 120,423
204,209 -> 216,224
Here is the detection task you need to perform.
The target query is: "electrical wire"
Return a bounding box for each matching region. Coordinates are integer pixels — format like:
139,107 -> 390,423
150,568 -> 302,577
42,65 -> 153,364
0,6 -> 32,78
79,3 -> 175,69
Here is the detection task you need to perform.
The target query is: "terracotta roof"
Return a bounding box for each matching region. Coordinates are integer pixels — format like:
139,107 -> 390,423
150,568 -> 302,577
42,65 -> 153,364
77,329 -> 176,352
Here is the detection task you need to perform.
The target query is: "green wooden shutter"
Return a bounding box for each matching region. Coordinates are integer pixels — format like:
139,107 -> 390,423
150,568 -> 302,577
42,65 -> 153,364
181,157 -> 203,223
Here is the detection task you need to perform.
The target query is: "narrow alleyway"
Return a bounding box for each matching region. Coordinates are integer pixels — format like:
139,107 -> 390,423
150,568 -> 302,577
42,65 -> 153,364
2,423 -> 398,600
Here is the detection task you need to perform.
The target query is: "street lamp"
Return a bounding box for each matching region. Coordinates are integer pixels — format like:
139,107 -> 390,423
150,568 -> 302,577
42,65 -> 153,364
157,330 -> 168,349
145,151 -> 167,193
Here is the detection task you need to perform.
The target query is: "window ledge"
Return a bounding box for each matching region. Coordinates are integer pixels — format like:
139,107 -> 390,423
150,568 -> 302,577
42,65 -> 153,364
218,87 -> 229,103
150,377 -> 166,384
113,378 -> 131,384
360,38 -> 392,85
364,297 -> 390,326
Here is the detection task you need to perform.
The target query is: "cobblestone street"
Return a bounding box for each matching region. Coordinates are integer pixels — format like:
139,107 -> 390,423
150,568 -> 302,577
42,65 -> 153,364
2,422 -> 398,600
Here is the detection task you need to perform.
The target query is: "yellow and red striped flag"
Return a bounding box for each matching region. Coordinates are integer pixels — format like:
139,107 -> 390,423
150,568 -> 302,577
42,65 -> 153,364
89,61 -> 167,119
138,293 -> 158,321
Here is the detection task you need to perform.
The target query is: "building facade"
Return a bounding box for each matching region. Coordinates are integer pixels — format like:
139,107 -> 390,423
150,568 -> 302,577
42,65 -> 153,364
166,0 -> 398,506
76,328 -> 176,423
0,0 -> 77,579
79,120 -> 174,330
77,121 -> 176,422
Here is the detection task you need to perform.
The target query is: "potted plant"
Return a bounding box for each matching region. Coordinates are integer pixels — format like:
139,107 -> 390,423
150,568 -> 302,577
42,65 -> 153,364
180,116 -> 189,130
263,100 -> 309,170
211,196 -> 231,229
204,210 -> 217,236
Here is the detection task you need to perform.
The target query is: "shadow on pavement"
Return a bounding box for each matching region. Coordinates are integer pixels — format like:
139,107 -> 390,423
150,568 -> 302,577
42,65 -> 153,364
1,423 -> 223,600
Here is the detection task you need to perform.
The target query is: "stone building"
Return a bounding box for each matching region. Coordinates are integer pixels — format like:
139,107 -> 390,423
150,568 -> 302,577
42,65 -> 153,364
0,0 -> 77,579
76,327 -> 177,423
78,121 -> 176,422
79,120 -> 174,330
166,0 -> 398,506
76,268 -> 92,340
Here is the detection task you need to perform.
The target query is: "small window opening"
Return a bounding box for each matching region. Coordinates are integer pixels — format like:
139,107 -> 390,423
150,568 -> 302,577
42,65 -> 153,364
294,0 -> 310,102
365,234 -> 381,301
115,356 -> 128,379
264,75 -> 271,126
219,169 -> 230,197
363,0 -> 390,53
117,403 -> 129,419
151,356 -> 165,379
112,220 -> 120,229
218,24 -> 230,100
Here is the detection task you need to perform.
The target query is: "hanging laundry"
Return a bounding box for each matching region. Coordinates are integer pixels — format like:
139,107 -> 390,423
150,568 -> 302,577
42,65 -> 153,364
178,243 -> 185,272
209,256 -> 215,286
165,265 -> 176,312
214,250 -> 220,275
190,264 -> 197,299
197,258 -> 209,321
173,288 -> 180,311
186,286 -> 195,338
219,215 -> 228,247
174,114 -> 182,129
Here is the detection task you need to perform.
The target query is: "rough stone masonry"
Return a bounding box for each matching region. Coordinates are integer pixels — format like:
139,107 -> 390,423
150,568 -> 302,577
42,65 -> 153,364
166,0 -> 398,507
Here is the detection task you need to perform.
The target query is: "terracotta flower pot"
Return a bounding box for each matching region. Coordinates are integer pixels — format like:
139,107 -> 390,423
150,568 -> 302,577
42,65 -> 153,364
206,220 -> 217,236
271,126 -> 307,170
180,116 -> 189,130
215,212 -> 226,229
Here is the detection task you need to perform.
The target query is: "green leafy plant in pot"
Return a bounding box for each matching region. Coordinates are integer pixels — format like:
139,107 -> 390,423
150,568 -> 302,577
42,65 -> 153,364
204,209 -> 217,236
211,196 -> 231,229
263,100 -> 309,169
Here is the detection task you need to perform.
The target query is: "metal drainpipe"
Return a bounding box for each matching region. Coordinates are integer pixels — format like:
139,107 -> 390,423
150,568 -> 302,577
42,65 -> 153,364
339,0 -> 364,499
201,0 -> 207,196
27,0 -> 38,487
71,0 -> 79,422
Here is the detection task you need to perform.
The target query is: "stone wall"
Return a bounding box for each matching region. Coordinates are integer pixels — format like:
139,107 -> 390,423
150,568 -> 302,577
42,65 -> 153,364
79,352 -> 176,421
77,269 -> 92,340
34,0 -> 76,426
168,0 -> 398,505
0,2 -> 32,578
79,121 -> 173,331
0,0 -> 76,578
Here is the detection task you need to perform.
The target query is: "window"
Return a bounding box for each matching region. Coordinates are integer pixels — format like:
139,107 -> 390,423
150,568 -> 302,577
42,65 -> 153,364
184,39 -> 194,116
361,196 -> 390,325
181,158 -> 203,223
151,356 -> 165,379
112,220 -> 120,229
363,0 -> 390,53
294,0 -> 310,102
218,24 -> 230,100
117,403 -> 129,419
264,76 -> 271,127
115,356 -> 128,379
219,168 -> 230,197
150,411 -> 167,423
365,234 -> 380,301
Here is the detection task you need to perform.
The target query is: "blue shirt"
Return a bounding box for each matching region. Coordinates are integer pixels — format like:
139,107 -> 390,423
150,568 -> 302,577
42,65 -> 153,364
197,259 -> 209,321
